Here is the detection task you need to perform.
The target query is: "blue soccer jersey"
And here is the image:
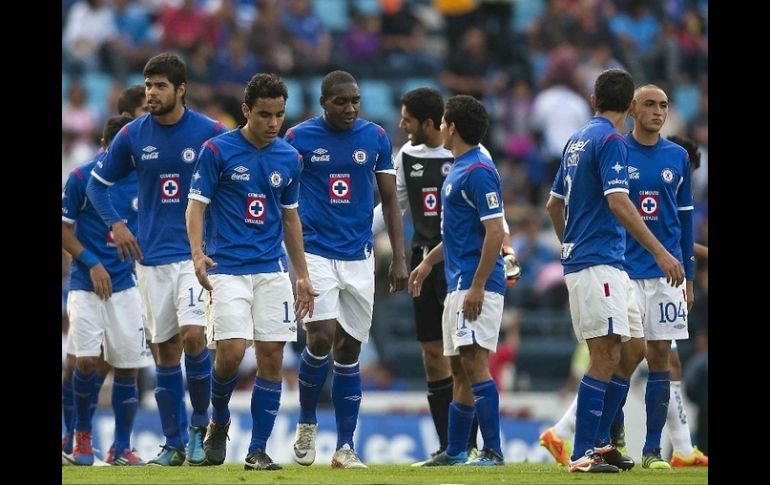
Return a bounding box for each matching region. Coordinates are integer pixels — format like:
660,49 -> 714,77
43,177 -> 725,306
623,134 -> 693,279
550,116 -> 630,275
62,155 -> 138,293
90,108 -> 226,265
441,147 -> 506,295
189,129 -> 303,275
285,116 -> 394,260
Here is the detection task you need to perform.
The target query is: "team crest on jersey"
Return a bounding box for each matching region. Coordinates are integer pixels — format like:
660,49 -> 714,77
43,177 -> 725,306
160,174 -> 181,203
269,171 -> 283,187
422,187 -> 439,216
352,149 -> 368,165
245,194 -> 266,224
329,174 -> 351,203
444,183 -> 452,196
638,191 -> 660,220
441,162 -> 452,176
181,147 -> 197,163
485,192 -> 500,209
661,168 -> 674,183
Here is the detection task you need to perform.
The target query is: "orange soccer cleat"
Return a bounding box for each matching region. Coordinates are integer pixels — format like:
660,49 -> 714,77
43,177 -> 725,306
539,427 -> 571,466
671,447 -> 708,467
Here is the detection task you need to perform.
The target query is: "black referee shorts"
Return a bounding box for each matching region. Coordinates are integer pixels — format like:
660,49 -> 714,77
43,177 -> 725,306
411,247 -> 447,343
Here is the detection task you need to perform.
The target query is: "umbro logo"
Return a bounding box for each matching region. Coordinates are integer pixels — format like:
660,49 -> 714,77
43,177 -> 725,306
141,145 -> 159,160
311,148 -> 330,163
234,165 -> 249,173
142,146 -> 157,153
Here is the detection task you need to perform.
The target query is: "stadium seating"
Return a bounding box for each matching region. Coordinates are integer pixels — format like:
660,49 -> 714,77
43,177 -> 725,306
312,0 -> 350,32
359,80 -> 396,123
672,83 -> 701,123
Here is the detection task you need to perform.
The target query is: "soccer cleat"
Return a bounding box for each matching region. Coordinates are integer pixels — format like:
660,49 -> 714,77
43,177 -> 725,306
411,448 -> 444,467
595,443 -> 634,471
539,427 -> 570,466
62,435 -> 76,466
467,446 -> 480,461
331,444 -> 368,469
671,447 -> 708,467
292,423 -> 318,466
185,425 -> 208,465
642,448 -> 673,469
105,446 -> 145,466
611,423 -> 627,449
466,447 -> 505,466
147,445 -> 186,466
421,449 -> 468,466
569,450 -> 620,473
244,449 -> 282,470
73,431 -> 94,466
203,419 -> 230,465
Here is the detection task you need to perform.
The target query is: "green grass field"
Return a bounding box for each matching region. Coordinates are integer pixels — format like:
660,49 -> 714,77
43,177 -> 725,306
63,463 -> 708,484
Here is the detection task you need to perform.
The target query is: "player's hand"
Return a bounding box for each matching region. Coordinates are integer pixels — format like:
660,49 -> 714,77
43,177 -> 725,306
502,246 -> 522,287
89,263 -> 112,301
654,250 -> 685,287
192,253 -> 217,291
389,256 -> 408,293
462,286 -> 485,321
408,261 -> 432,297
295,277 -> 319,321
686,280 -> 694,312
110,221 -> 143,262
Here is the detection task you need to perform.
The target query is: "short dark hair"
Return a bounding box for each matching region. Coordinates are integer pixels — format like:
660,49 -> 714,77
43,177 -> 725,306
321,70 -> 357,98
117,85 -> 146,116
244,73 -> 288,108
594,68 -> 634,113
401,88 -> 443,129
444,95 -> 488,146
668,134 -> 702,170
143,52 -> 187,88
103,115 -> 134,145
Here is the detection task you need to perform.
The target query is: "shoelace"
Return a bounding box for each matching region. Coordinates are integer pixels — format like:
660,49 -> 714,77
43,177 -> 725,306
73,433 -> 93,455
296,427 -> 314,448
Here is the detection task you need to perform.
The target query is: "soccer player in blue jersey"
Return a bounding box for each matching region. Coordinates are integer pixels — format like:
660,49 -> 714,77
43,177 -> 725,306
545,69 -> 684,473
186,73 -> 318,471
371,88 -> 518,464
409,94 -> 507,466
87,53 -> 228,466
62,85 -> 148,467
285,70 -> 408,469
62,115 -> 154,466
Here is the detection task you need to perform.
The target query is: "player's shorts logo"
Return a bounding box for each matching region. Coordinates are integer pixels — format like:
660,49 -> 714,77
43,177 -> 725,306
441,162 -> 452,176
182,148 -> 197,163
245,194 -> 266,224
160,175 -> 181,203
352,149 -> 368,165
661,168 -> 674,183
269,171 -> 282,187
422,187 -> 439,216
329,174 -> 351,203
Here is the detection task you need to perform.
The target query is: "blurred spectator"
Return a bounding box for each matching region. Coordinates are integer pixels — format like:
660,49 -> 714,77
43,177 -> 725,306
109,0 -> 158,81
576,43 -> 625,98
249,0 -> 295,75
380,0 -> 440,77
527,0 -> 576,54
342,10 -> 382,77
281,0 -> 333,76
361,362 -> 408,391
506,209 -> 560,308
211,32 -> 262,102
62,129 -> 96,188
440,26 -> 508,100
62,82 -> 101,144
609,0 -> 674,84
159,0 -> 216,57
62,0 -> 119,78
530,45 -> 591,190
433,0 -> 480,52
